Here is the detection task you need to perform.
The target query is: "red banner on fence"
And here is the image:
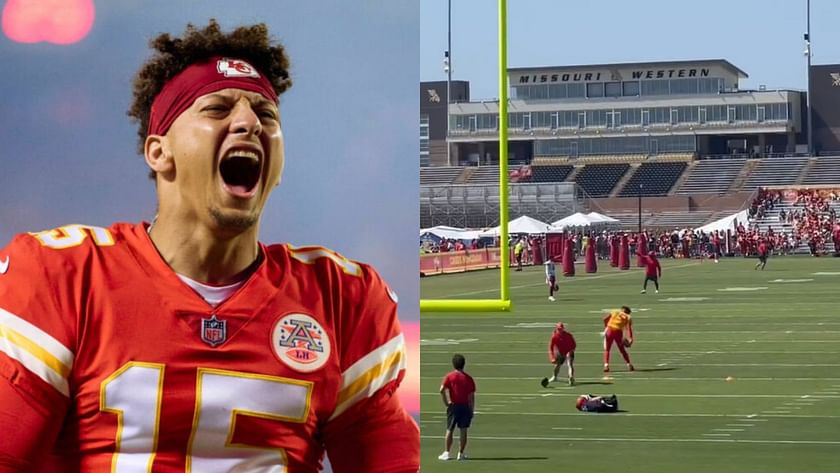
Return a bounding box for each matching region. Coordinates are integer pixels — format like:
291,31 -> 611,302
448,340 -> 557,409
420,248 -> 504,275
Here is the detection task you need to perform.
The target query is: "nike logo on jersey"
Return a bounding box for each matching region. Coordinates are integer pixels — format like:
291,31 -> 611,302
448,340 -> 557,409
0,256 -> 8,274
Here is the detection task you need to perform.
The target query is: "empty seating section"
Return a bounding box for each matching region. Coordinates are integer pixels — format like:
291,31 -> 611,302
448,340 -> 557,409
467,166 -> 501,184
742,158 -> 809,190
419,166 -> 464,185
531,165 -> 574,183
574,164 -> 630,197
531,156 -> 571,165
573,153 -> 646,164
675,159 -> 746,195
605,210 -> 715,230
619,162 -> 688,196
650,152 -> 695,162
801,156 -> 840,185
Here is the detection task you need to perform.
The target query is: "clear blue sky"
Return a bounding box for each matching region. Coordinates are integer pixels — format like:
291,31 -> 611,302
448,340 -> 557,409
0,0 -> 419,321
421,0 -> 840,100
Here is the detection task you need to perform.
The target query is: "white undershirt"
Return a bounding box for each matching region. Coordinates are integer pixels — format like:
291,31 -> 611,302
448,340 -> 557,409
177,274 -> 245,308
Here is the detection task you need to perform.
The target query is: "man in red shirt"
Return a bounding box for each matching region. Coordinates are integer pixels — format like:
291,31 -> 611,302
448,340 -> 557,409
439,354 -> 476,461
640,252 -> 662,294
754,240 -> 769,270
541,322 -> 577,387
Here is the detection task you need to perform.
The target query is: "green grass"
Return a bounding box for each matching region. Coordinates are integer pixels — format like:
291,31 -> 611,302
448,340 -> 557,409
420,256 -> 840,472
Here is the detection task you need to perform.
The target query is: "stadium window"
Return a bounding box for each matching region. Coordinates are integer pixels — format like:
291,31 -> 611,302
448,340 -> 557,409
549,84 -> 567,99
567,83 -> 585,98
605,82 -> 622,98
586,82 -> 604,98
622,81 -> 640,97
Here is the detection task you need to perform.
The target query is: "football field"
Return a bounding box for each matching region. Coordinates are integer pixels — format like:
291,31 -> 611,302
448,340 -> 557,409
420,256 -> 840,472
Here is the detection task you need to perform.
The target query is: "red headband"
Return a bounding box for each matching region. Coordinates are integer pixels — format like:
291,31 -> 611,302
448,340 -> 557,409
148,56 -> 278,136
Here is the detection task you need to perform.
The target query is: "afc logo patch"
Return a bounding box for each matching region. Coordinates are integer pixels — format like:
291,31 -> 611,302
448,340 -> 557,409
201,315 -> 227,347
217,58 -> 260,78
271,313 -> 331,372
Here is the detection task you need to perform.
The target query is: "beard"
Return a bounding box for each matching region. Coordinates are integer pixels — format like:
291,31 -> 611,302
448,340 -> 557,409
209,206 -> 259,232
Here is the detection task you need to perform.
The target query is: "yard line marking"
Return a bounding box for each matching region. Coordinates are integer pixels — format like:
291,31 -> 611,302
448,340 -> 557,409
703,433 -> 731,436
420,376 -> 840,382
423,350 -> 840,355
421,362 -> 840,367
435,263 -> 701,298
764,411 -> 791,414
819,391 -> 839,394
551,427 -> 583,430
419,411 -> 836,419
420,392 -> 840,398
431,340 -> 839,344
713,429 -> 744,432
418,435 -> 840,445
727,424 -> 754,427
421,330 -> 840,335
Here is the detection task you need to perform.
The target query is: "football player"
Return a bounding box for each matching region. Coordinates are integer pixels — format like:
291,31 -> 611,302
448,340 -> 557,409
0,20 -> 418,472
541,322 -> 576,387
575,394 -> 619,413
603,306 -> 635,372
545,258 -> 559,301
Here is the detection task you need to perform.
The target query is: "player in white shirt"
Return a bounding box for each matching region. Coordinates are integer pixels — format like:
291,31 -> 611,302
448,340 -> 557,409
544,259 -> 558,302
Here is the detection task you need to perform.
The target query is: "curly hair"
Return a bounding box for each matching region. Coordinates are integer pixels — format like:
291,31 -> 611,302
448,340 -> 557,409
128,19 -> 292,177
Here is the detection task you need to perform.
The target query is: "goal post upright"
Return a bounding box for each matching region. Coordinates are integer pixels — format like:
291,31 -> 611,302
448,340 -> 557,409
420,0 -> 512,313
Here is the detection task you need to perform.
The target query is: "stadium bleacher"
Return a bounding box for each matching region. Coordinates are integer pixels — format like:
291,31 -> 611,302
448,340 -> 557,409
530,164 -> 574,183
801,156 -> 840,185
419,166 -> 464,186
618,162 -> 688,197
573,163 -> 630,197
741,157 -> 809,190
465,166 -> 501,184
675,159 -> 746,195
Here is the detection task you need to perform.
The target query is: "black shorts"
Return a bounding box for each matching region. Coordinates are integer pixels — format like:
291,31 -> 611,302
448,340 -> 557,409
554,352 -> 575,365
758,254 -> 767,263
446,403 -> 473,430
644,276 -> 658,283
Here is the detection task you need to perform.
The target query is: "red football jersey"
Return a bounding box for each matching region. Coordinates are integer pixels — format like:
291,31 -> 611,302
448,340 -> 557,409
0,222 -> 418,472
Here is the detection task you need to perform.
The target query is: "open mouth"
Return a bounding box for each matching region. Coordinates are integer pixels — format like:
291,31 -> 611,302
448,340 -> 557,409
219,149 -> 262,197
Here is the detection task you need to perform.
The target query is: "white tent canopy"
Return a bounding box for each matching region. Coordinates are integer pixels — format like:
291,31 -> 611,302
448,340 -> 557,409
550,212 -> 596,229
696,209 -> 749,233
479,215 -> 551,237
586,211 -> 619,223
420,225 -> 483,241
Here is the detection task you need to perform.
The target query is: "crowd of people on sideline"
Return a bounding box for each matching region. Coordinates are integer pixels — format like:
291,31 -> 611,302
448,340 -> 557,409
421,187 -> 840,260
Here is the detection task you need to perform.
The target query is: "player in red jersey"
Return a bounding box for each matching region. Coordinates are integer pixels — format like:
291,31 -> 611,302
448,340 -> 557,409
603,306 -> 634,372
639,252 -> 662,294
754,239 -> 769,270
438,354 -> 476,462
0,21 -> 418,473
541,322 -> 577,386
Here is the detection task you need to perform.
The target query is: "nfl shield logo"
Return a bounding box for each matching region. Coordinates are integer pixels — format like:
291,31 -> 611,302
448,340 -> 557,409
201,315 -> 227,347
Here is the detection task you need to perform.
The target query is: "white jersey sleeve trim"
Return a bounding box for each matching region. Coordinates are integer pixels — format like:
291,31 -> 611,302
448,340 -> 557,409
0,307 -> 74,396
330,333 -> 406,420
